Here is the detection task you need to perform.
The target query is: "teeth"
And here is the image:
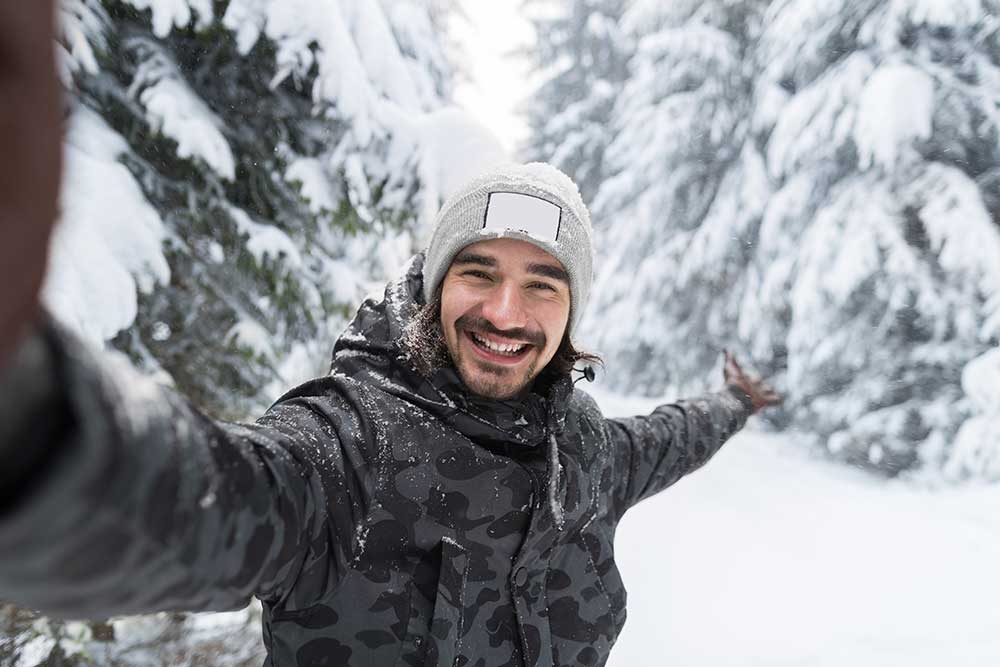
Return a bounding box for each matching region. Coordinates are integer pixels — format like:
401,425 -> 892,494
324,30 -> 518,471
472,332 -> 527,356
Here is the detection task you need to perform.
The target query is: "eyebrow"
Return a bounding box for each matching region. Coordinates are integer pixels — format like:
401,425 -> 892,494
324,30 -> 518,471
452,252 -> 569,286
527,262 -> 570,285
453,252 -> 497,268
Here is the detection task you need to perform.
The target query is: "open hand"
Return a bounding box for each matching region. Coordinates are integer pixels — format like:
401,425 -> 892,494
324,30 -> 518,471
0,1 -> 63,367
723,350 -> 781,415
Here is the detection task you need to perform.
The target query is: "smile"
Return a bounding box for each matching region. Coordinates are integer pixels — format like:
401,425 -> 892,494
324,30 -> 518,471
466,330 -> 532,362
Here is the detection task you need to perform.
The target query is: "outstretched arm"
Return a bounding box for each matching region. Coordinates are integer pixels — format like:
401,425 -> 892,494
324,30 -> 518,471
605,352 -> 780,518
0,322 -> 369,619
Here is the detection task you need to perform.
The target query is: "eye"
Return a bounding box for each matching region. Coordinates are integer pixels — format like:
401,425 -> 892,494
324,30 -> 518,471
462,270 -> 493,281
528,281 -> 558,292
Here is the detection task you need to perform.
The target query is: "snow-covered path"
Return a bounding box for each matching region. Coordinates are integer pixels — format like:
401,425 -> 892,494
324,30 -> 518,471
591,390 -> 1000,667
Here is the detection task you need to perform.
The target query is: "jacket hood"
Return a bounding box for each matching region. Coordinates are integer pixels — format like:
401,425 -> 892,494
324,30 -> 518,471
330,254 -> 573,452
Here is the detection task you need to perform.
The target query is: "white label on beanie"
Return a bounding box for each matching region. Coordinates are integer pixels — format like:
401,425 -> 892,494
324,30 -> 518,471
483,192 -> 561,242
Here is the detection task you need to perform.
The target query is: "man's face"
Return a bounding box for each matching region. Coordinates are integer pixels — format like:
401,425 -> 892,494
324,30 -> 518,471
439,238 -> 571,400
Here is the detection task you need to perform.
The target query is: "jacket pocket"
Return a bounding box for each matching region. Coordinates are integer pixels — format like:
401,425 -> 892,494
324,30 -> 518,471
424,537 -> 470,667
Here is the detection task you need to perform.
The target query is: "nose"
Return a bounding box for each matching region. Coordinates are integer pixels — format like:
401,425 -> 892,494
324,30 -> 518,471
480,281 -> 528,332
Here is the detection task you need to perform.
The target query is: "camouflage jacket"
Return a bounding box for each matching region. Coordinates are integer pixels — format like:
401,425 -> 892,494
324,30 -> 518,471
0,256 -> 751,667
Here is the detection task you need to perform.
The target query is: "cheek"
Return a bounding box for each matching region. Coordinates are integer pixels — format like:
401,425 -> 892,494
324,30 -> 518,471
539,304 -> 570,350
439,283 -> 474,332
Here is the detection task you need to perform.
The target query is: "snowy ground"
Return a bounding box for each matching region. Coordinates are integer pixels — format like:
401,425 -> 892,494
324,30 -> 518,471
590,388 -> 1000,667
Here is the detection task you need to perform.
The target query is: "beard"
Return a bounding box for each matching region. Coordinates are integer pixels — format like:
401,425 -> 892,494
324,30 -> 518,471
451,351 -> 540,400
447,313 -> 546,399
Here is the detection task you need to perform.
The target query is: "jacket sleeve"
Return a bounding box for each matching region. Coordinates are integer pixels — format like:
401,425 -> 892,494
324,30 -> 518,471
604,386 -> 752,519
0,321 -> 370,620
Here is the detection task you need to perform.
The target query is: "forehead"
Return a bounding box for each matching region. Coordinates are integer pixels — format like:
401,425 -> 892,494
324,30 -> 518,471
450,238 -> 565,271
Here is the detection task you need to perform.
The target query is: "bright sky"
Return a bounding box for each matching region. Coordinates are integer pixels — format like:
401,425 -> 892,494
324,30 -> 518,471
450,3 -> 536,158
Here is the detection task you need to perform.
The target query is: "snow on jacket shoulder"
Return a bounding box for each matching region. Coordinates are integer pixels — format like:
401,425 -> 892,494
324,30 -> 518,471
0,255 -> 750,667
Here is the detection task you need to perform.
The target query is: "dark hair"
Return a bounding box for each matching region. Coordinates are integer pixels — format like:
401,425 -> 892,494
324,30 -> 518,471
546,330 -> 604,377
399,292 -> 602,381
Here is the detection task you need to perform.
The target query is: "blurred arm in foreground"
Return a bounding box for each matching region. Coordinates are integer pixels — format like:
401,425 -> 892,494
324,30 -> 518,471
0,0 -> 66,526
0,0 -> 63,367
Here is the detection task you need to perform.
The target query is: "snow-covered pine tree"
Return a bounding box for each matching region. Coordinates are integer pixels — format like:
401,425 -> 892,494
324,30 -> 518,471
54,0 -> 466,420
948,345 -> 1000,478
583,0 -> 766,396
520,0 -> 630,203
750,0 -> 1000,475
578,0 -> 1000,477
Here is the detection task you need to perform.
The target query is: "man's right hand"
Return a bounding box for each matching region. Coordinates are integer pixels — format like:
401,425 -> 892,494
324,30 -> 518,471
0,1 -> 63,369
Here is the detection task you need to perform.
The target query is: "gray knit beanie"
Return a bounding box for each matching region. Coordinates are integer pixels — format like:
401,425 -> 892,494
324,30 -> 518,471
422,162 -> 594,336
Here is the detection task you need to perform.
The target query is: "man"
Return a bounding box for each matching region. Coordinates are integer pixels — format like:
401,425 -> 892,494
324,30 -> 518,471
0,5 -> 779,667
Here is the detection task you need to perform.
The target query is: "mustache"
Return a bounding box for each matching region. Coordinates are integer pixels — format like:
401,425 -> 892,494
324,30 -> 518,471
455,315 -> 545,348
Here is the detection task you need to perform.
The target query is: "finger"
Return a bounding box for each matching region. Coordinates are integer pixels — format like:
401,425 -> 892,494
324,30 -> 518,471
0,2 -> 57,73
762,390 -> 783,405
727,355 -> 743,377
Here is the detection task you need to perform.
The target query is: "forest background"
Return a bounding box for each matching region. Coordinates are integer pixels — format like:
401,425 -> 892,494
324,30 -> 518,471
2,0 -> 999,665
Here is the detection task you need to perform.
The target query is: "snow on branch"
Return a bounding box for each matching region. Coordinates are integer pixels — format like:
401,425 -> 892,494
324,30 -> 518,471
767,52 -> 874,179
902,164 -> 1000,314
229,207 -> 303,271
221,0 -> 447,148
886,0 -> 988,31
946,347 -> 1000,479
44,107 -> 170,344
123,0 -> 214,39
854,62 -> 934,169
127,42 -> 236,180
59,0 -> 108,79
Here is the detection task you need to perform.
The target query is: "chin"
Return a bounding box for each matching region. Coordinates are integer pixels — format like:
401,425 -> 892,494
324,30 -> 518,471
458,364 -> 533,400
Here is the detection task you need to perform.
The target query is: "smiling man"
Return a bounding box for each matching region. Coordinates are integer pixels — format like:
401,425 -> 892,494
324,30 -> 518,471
439,239 -> 571,399
0,12 -> 779,663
